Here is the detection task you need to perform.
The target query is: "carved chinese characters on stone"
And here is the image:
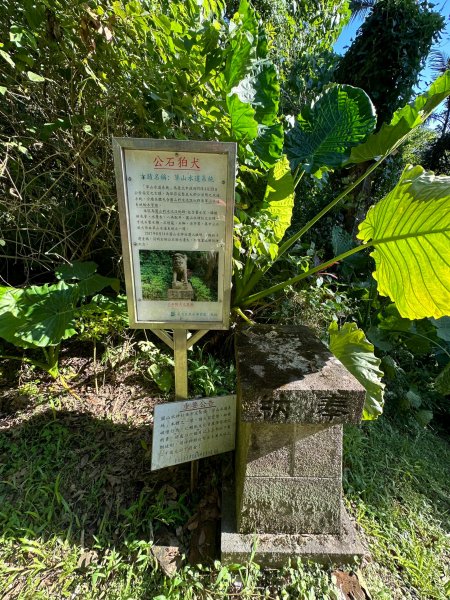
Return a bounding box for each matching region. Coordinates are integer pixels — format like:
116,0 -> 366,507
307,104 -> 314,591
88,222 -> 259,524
259,396 -> 292,421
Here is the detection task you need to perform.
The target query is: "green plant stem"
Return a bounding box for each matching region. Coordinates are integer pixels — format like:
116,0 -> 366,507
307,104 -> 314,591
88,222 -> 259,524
235,159 -> 383,304
278,159 -> 382,258
58,375 -> 82,401
238,245 -> 366,307
293,166 -> 305,189
234,307 -> 256,325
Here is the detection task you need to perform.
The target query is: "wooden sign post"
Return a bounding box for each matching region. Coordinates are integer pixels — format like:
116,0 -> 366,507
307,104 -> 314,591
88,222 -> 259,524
113,138 -> 236,488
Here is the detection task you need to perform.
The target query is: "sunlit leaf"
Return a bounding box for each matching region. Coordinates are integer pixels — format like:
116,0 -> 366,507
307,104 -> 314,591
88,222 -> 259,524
255,155 -> 294,243
329,321 -> 385,420
26,70 -> 45,82
357,165 -> 450,319
349,71 -> 450,163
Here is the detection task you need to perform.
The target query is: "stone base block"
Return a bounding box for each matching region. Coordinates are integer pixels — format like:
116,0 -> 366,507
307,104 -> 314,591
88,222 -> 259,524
237,477 -> 341,535
222,486 -> 367,567
168,284 -> 194,300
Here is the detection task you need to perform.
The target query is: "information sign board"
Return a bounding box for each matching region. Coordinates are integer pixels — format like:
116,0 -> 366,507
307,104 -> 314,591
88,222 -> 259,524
151,395 -> 236,470
113,138 -> 236,330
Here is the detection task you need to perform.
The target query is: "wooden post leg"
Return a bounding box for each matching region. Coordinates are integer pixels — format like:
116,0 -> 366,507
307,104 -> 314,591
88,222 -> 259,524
173,330 -> 198,491
173,330 -> 188,401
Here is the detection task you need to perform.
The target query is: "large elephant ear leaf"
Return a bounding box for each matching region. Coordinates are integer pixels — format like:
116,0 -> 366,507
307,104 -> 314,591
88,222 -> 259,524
254,155 -> 295,243
285,84 -> 376,176
329,322 -> 385,420
17,281 -> 78,347
349,70 -> 450,164
357,165 -> 450,320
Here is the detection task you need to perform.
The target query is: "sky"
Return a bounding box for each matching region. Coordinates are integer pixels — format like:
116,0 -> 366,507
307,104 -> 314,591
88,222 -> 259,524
333,0 -> 450,91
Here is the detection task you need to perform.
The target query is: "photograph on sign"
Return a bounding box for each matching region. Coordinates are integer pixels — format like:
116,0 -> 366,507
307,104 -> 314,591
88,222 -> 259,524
112,138 -> 236,330
151,395 -> 236,471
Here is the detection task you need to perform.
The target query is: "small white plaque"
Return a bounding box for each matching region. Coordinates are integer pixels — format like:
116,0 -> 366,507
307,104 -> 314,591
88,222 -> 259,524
151,395 -> 236,470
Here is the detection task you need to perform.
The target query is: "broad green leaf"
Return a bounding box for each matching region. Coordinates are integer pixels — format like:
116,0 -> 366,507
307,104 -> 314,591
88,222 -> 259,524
0,49 -> 15,68
430,316 -> 450,342
329,322 -> 385,420
405,389 -> 422,409
226,93 -> 258,142
251,62 -> 279,127
357,165 -> 450,320
78,275 -> 119,297
17,281 -> 78,347
232,61 -> 282,167
331,225 -> 354,256
349,71 -> 450,164
366,326 -> 393,352
0,287 -> 32,348
378,304 -> 411,333
255,155 -> 294,243
56,261 -> 98,281
252,123 -> 284,168
148,364 -> 173,393
285,85 -> 376,175
415,410 -> 433,427
225,0 -> 258,89
56,261 -> 119,296
26,70 -> 45,82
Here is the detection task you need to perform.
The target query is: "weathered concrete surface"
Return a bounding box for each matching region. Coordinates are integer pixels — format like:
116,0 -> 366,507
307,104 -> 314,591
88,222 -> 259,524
236,423 -> 342,478
230,324 -> 367,563
237,477 -> 341,535
236,325 -> 365,425
235,423 -> 343,534
222,485 -> 367,566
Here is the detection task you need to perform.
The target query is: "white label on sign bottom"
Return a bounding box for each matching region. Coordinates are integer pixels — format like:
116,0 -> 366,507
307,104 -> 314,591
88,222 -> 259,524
151,395 -> 236,470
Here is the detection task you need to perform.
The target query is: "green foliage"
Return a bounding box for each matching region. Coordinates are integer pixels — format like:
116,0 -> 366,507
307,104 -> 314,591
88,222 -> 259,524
285,85 -> 376,177
138,341 -> 235,397
335,0 -> 444,124
349,71 -> 450,164
357,164 -> 450,319
0,262 -> 120,381
189,276 -> 214,302
140,252 -> 172,301
329,322 -> 385,419
188,347 -> 236,397
365,302 -> 450,423
75,294 -> 129,350
138,340 -> 175,394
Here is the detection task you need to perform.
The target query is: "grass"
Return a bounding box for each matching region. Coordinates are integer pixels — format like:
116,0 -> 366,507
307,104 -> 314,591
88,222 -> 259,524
344,418 -> 450,599
0,381 -> 448,598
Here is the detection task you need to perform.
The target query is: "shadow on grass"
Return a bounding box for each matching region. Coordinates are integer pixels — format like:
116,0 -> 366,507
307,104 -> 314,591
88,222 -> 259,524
0,409 -> 193,551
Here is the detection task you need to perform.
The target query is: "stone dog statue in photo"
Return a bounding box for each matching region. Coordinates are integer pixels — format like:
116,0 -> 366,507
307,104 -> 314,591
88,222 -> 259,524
172,253 -> 189,288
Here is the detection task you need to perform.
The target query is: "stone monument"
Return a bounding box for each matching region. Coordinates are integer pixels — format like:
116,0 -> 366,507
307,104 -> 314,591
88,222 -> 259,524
167,252 -> 194,300
221,324 -> 367,565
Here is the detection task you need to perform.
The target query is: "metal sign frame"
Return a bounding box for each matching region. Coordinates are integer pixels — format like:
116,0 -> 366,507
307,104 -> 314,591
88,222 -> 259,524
113,137 -> 236,331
